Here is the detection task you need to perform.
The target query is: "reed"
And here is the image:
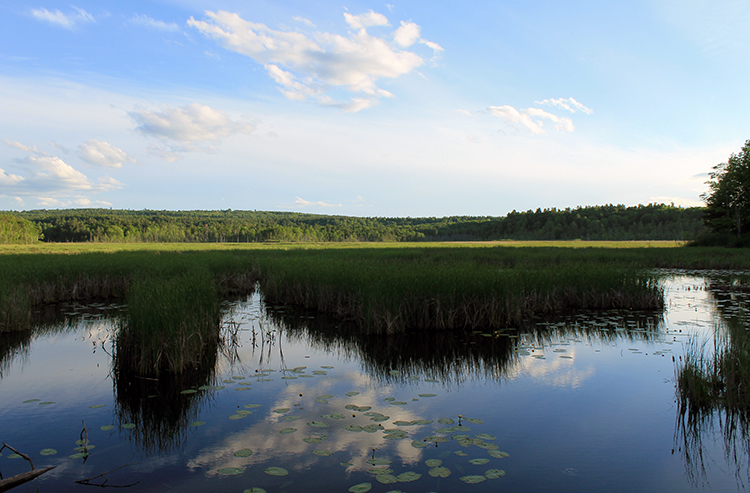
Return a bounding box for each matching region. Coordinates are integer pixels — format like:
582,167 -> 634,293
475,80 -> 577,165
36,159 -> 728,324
114,269 -> 222,376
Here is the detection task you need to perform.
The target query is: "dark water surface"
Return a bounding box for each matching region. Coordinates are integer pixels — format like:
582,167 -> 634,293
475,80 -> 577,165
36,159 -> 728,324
1,272 -> 748,492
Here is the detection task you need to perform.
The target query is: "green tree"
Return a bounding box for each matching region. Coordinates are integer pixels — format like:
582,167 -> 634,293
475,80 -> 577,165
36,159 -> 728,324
703,140 -> 750,237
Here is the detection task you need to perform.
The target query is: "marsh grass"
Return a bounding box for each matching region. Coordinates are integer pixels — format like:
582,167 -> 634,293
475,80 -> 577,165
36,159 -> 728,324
114,270 -> 222,375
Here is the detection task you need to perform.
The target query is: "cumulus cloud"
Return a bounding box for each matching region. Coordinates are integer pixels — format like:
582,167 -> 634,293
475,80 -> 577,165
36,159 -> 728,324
77,140 -> 137,168
294,197 -> 342,207
293,16 -> 315,28
31,6 -> 94,29
129,14 -> 179,32
130,103 -> 254,142
188,10 -> 441,111
535,97 -> 593,115
2,140 -> 122,202
488,105 -> 576,134
0,168 -> 24,186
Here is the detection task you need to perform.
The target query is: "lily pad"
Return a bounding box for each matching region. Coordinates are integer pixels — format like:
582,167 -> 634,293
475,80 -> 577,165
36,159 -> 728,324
234,448 -> 254,457
100,425 -> 115,431
383,397 -> 395,402
389,401 -> 407,405
303,437 -> 323,444
375,474 -> 398,484
411,440 -> 428,448
38,401 -> 55,406
229,414 -> 246,420
89,404 -> 106,408
396,472 -> 421,482
180,389 -> 198,394
307,421 -> 329,428
368,467 -> 393,475
279,428 -> 297,434
244,404 -> 262,409
281,416 -> 302,421
23,399 -> 41,403
243,488 -> 267,493
122,423 -> 136,429
349,483 -> 372,492
418,394 -> 437,398
437,417 -> 454,425
345,391 -> 360,396
465,418 -> 484,424
345,425 -> 363,432
475,433 -> 496,440
488,450 -> 510,458
273,408 -> 291,413
429,466 -> 451,478
485,468 -> 506,479
190,421 -> 206,427
425,459 -> 442,467
460,475 -> 487,484
40,448 -> 57,456
264,467 -> 289,476
218,467 -> 245,475
470,458 -> 490,465
320,366 -> 334,369
69,452 -> 89,459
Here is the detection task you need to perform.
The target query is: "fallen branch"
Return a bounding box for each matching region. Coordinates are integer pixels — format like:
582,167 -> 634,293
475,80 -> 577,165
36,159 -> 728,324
74,463 -> 140,488
0,443 -> 56,493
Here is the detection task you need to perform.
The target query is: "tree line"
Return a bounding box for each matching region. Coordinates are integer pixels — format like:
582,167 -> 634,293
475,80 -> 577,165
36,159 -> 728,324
0,203 -> 706,244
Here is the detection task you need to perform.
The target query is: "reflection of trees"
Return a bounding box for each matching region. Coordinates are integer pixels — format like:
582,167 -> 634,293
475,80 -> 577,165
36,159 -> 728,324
265,305 -> 665,385
111,311 -> 242,455
0,304 -> 113,379
675,280 -> 750,487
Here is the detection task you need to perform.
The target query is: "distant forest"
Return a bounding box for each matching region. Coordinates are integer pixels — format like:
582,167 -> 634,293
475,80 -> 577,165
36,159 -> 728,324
0,204 -> 706,244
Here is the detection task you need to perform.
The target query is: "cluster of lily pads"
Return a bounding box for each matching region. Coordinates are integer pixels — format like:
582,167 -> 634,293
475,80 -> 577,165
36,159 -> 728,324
197,365 -> 511,492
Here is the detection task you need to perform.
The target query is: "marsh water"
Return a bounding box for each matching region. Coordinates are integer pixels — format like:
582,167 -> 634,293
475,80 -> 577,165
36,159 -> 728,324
1,271 -> 749,492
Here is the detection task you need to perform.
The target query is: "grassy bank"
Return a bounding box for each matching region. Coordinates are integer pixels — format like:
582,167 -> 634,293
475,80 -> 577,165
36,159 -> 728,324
2,241 -> 750,336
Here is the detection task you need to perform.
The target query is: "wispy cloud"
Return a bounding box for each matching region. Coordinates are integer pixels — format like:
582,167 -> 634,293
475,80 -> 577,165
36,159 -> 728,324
77,140 -> 137,168
129,14 -> 179,32
31,7 -> 94,30
188,10 -> 442,111
129,103 -> 254,161
294,197 -> 342,207
535,97 -> 593,115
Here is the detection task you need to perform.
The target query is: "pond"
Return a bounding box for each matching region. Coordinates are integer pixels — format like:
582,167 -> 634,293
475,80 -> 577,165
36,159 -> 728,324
0,271 -> 748,492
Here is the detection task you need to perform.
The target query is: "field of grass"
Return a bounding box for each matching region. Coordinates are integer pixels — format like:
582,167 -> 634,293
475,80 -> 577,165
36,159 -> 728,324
2,240 -> 750,373
2,240 -> 750,337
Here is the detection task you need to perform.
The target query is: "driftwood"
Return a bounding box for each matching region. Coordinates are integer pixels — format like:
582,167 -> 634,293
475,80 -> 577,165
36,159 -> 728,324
0,443 -> 56,493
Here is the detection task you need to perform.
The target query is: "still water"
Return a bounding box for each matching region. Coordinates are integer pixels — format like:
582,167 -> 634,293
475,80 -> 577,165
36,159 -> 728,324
0,272 -> 747,492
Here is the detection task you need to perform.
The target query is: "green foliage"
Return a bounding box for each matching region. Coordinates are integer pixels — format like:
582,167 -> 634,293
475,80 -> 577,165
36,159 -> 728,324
12,203 -> 705,243
0,214 -> 40,244
702,139 -> 750,240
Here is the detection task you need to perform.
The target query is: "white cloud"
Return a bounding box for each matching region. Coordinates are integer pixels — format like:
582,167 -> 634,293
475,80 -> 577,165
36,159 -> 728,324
0,168 -> 24,186
536,97 -> 593,115
344,10 -> 389,29
31,7 -> 94,29
293,16 -> 316,28
77,140 -> 136,168
393,21 -> 421,47
188,10 -> 440,111
129,14 -> 179,32
488,105 -> 575,134
129,103 -> 254,142
294,197 -> 342,207
3,141 -> 122,200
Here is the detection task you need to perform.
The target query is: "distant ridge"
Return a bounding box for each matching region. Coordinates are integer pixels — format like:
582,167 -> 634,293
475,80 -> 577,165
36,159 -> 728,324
6,203 -> 705,243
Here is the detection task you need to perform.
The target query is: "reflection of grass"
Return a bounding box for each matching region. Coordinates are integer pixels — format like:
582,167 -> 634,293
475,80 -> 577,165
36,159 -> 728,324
675,283 -> 750,485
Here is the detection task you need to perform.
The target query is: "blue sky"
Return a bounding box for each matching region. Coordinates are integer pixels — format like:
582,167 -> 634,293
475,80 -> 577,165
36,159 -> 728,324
1,1 -> 748,216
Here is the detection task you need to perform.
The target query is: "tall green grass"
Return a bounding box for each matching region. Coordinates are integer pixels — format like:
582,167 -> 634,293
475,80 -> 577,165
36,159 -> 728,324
114,270 -> 222,376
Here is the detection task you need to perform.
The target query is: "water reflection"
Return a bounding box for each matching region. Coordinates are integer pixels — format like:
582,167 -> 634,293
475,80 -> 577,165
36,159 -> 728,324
674,274 -> 750,487
265,304 -> 665,385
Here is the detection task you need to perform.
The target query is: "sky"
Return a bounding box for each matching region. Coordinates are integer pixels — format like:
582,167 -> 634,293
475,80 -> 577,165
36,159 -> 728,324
1,0 -> 749,217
